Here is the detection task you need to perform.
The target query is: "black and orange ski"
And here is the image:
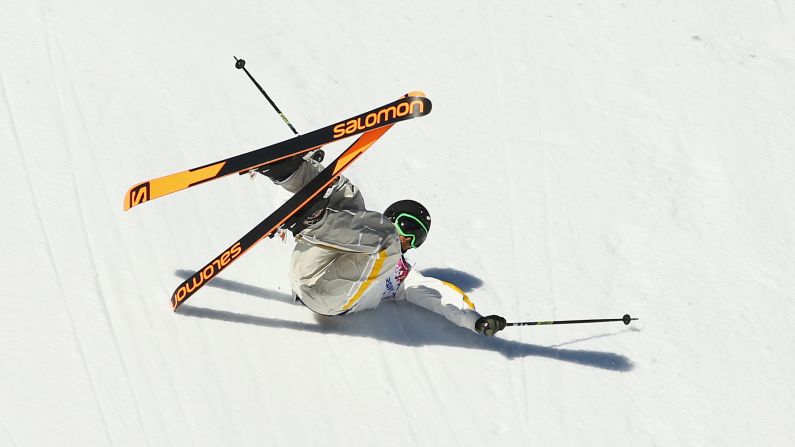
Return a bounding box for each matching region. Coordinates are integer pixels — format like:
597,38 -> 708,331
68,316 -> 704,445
124,93 -> 431,210
171,125 -> 400,310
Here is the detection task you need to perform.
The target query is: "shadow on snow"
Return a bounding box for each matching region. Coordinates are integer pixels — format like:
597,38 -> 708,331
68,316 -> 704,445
418,268 -> 484,292
174,269 -> 634,372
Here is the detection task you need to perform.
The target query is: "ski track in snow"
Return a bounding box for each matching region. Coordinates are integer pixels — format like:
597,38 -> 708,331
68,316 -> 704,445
39,7 -> 121,444
50,14 -> 157,445
3,72 -> 100,447
0,422 -> 17,447
482,2 -> 524,430
5,38 -> 116,447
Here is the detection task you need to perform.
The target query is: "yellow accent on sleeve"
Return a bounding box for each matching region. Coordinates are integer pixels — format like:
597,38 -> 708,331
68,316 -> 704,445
441,281 -> 476,310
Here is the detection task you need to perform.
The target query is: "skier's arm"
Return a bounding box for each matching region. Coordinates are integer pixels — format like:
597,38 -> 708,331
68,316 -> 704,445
396,270 -> 483,332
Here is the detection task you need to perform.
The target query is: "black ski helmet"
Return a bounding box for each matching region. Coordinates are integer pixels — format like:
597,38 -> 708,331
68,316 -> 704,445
384,200 -> 431,249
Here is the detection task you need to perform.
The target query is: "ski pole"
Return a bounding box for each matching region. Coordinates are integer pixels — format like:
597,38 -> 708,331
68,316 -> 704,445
508,314 -> 638,327
233,56 -> 324,177
234,56 -> 299,135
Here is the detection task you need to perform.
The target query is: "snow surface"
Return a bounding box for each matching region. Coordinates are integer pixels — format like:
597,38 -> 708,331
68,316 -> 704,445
2,1 -> 795,445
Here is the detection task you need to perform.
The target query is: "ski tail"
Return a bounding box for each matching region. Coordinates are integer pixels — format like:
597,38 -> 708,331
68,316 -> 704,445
124,92 -> 431,211
171,125 -> 393,311
123,148 -> 318,211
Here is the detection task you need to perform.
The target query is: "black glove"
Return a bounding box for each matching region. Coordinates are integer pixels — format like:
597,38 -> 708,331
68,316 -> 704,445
475,315 -> 507,336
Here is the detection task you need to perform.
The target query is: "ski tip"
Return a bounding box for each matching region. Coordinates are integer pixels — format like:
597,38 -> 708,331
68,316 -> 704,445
406,91 -> 426,98
171,295 -> 180,312
123,192 -> 133,211
123,181 -> 152,211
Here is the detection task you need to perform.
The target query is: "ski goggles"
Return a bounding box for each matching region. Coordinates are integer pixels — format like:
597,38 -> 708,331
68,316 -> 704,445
394,213 -> 429,248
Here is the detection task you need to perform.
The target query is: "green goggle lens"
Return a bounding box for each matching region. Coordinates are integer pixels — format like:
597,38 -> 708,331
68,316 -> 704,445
394,213 -> 429,248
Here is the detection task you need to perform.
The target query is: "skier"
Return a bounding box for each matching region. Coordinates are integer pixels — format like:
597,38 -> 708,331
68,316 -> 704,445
257,154 -> 507,336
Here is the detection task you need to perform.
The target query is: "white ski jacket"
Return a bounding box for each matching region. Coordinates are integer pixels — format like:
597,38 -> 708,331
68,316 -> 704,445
275,159 -> 482,332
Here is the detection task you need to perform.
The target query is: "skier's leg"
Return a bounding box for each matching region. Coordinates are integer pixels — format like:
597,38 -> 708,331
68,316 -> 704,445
266,158 -> 367,235
256,155 -> 305,183
265,157 -> 322,192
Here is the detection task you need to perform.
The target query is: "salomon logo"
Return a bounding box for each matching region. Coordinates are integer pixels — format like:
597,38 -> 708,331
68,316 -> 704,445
332,100 -> 425,139
129,182 -> 150,207
172,242 -> 242,309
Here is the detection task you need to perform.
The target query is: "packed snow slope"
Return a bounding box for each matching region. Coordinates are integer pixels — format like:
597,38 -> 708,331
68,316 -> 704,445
2,1 -> 794,445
